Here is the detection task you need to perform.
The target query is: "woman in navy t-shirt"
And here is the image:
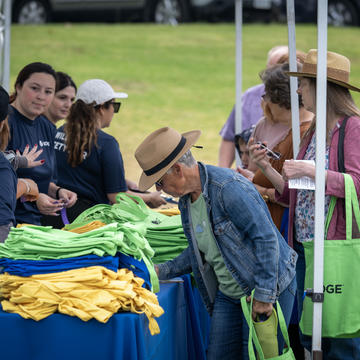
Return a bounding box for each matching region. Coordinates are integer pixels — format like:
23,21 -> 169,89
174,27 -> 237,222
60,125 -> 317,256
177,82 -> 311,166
50,79 -> 165,227
44,71 -> 77,127
7,62 -> 77,225
0,86 -> 39,241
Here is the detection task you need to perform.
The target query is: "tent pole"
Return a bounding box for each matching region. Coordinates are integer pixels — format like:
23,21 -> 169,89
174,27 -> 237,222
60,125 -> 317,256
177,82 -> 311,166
234,0 -> 242,166
286,0 -> 300,157
0,0 -> 11,90
312,1 -> 328,358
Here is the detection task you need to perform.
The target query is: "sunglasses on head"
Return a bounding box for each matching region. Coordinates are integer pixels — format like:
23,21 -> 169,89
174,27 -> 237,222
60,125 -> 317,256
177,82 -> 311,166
111,102 -> 121,113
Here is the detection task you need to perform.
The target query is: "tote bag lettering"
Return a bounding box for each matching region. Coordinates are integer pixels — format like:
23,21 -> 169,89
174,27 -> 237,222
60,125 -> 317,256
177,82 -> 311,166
300,173 -> 360,338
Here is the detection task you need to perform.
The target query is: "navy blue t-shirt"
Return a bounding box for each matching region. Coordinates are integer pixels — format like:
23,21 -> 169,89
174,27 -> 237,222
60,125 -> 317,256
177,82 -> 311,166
7,106 -> 57,225
0,152 -> 17,226
55,126 -> 127,204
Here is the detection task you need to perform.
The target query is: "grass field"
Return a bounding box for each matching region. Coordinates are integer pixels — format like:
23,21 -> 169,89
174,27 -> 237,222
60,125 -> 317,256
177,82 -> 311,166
9,23 -> 360,184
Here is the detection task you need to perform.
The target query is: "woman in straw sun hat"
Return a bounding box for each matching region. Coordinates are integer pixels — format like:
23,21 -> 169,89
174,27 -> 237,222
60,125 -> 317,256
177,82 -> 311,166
135,126 -> 297,359
249,49 -> 360,358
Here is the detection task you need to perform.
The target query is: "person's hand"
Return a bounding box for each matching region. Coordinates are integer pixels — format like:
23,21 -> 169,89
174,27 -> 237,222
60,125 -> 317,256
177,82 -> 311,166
248,138 -> 270,171
282,159 -> 315,181
246,296 -> 273,321
236,166 -> 255,181
58,188 -> 77,208
126,179 -> 139,191
146,191 -> 167,208
36,193 -> 65,216
17,178 -> 39,201
17,144 -> 44,168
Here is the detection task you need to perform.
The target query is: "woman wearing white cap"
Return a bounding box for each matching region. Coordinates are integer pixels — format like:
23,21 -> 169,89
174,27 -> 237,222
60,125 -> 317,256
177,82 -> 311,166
249,50 -> 360,358
46,79 -> 165,227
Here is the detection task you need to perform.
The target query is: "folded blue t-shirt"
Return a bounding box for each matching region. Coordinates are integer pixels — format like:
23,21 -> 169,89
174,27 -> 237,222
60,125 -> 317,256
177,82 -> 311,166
0,254 -> 119,276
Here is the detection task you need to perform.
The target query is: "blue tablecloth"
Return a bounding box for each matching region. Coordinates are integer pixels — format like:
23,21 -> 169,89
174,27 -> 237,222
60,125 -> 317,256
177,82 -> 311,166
0,274 -> 210,360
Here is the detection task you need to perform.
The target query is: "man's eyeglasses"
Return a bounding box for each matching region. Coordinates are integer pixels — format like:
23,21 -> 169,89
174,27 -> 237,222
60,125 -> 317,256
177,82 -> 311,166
155,178 -> 163,187
256,142 -> 281,160
111,102 -> 121,113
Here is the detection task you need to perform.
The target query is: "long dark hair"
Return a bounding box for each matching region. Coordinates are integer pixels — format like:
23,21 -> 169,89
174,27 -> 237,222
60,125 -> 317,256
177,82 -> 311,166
55,71 -> 77,93
10,62 -> 56,103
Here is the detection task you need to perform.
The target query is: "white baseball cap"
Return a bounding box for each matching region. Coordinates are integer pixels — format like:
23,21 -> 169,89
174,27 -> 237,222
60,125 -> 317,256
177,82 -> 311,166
76,79 -> 128,105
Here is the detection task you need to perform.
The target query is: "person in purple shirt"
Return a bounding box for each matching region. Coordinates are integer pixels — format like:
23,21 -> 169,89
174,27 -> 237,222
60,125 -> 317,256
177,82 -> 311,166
218,45 -> 290,168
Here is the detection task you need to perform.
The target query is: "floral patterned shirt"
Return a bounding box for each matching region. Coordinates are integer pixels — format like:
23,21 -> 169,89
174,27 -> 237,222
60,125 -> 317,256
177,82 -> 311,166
294,133 -> 331,243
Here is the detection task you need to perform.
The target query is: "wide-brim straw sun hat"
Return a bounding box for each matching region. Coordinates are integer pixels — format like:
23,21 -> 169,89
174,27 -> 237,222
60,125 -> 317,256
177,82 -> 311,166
287,49 -> 360,92
135,127 -> 201,191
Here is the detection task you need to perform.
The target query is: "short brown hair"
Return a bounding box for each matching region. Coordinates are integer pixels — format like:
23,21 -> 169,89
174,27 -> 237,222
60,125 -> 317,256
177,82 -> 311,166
260,63 -> 303,110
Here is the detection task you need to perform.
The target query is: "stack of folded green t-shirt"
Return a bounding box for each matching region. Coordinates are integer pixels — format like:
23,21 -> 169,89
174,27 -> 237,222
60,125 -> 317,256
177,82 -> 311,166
0,223 -> 123,259
70,193 -> 189,266
145,214 -> 188,264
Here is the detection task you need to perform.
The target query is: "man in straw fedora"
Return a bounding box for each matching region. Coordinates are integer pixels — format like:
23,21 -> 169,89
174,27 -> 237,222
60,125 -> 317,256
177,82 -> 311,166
135,126 -> 297,359
248,49 -> 360,358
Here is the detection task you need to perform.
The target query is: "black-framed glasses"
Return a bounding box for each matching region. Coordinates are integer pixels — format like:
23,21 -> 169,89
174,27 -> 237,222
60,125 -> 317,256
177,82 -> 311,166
111,102 -> 121,113
256,142 -> 281,160
155,178 -> 163,187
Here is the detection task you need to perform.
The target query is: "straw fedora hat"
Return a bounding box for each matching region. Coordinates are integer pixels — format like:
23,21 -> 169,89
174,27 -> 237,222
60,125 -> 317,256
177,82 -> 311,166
135,127 -> 201,191
287,49 -> 360,92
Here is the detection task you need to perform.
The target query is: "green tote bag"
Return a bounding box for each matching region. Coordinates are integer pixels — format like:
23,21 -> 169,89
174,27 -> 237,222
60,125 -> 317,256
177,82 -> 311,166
241,294 -> 295,360
300,173 -> 360,338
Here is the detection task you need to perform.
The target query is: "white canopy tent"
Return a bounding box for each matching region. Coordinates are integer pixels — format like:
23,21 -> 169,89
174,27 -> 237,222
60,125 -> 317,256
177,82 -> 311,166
1,0 -> 329,356
234,1 -> 328,358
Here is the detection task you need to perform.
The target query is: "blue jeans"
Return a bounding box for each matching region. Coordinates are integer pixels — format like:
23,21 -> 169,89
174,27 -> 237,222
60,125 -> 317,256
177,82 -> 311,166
294,240 -> 360,359
207,277 -> 296,360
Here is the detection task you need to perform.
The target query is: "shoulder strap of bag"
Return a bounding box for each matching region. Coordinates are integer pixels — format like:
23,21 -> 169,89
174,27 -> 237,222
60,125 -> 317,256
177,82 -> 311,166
338,116 -> 349,173
347,174 -> 360,237
325,173 -> 360,239
325,117 -> 350,238
241,296 -> 265,360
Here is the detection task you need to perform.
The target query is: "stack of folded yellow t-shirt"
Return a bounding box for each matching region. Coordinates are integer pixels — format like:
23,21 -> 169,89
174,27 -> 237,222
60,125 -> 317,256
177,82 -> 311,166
0,266 -> 164,335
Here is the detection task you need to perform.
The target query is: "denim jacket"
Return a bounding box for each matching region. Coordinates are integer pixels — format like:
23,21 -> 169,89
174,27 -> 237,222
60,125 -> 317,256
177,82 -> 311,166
158,162 -> 297,313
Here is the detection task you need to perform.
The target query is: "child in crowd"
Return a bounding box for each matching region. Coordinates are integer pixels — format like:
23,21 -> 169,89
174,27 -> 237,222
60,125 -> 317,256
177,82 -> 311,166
234,125 -> 255,171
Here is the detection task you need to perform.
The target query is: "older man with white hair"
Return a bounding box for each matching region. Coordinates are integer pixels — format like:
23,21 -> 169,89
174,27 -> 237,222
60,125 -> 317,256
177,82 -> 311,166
135,127 -> 297,360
